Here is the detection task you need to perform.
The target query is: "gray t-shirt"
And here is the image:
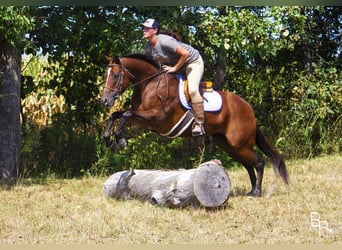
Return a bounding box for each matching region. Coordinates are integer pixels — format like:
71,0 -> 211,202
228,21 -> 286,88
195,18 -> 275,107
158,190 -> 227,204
145,34 -> 199,70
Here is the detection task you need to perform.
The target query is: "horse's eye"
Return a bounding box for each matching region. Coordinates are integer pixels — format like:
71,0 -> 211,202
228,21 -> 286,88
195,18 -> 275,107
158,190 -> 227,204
113,73 -> 120,80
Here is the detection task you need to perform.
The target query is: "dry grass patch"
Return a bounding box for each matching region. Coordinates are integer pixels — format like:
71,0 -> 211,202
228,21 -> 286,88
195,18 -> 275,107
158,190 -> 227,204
0,155 -> 341,244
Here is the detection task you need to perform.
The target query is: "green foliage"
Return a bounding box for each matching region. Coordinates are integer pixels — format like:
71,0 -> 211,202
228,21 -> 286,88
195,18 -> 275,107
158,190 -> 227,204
22,115 -> 98,178
89,131 -> 199,175
276,65 -> 341,158
0,6 -> 34,48
21,123 -> 42,176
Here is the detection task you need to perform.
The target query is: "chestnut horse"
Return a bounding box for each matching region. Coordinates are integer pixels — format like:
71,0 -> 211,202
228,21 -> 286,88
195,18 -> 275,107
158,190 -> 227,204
100,53 -> 288,197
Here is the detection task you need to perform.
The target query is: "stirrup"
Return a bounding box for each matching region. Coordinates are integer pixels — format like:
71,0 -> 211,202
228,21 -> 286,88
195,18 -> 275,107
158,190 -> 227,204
192,123 -> 205,136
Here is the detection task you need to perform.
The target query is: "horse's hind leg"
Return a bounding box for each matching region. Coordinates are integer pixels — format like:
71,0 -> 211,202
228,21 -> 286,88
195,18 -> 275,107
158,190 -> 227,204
213,134 -> 265,196
238,147 -> 265,196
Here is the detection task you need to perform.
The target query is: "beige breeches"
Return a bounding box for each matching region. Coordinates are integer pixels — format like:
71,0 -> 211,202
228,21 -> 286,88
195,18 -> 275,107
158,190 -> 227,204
186,55 -> 204,103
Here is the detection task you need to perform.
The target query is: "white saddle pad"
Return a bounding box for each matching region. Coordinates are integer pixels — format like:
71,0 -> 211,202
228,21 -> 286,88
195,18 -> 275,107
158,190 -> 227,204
178,75 -> 222,112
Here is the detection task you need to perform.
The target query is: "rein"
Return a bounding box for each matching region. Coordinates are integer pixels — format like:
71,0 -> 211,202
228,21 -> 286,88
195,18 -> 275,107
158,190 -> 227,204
131,68 -> 167,87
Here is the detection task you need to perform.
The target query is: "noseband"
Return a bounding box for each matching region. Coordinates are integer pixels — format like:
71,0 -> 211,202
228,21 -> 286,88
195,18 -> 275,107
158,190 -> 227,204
104,63 -> 134,96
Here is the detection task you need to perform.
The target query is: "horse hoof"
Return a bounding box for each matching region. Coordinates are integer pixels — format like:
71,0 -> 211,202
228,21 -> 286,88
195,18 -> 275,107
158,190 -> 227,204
247,190 -> 261,197
118,138 -> 127,150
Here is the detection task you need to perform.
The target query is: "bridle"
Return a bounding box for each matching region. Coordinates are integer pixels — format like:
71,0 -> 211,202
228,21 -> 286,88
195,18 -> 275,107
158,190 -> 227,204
104,60 -> 168,99
103,63 -> 134,96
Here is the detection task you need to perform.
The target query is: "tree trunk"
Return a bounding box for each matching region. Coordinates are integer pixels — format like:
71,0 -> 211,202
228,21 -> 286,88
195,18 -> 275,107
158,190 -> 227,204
214,48 -> 226,91
0,40 -> 22,179
103,159 -> 231,208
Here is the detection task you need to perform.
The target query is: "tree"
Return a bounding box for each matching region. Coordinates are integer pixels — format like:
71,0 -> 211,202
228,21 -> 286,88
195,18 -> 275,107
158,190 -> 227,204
0,7 -> 34,179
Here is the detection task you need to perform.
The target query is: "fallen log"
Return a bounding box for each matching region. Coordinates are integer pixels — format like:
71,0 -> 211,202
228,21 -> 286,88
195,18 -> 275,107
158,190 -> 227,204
103,159 -> 231,208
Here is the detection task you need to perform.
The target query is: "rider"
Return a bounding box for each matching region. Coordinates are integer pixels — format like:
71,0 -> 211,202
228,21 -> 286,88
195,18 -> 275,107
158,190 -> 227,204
141,18 -> 205,136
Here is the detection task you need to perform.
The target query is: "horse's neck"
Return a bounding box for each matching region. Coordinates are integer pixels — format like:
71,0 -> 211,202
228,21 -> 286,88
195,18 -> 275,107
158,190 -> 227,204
123,58 -> 159,80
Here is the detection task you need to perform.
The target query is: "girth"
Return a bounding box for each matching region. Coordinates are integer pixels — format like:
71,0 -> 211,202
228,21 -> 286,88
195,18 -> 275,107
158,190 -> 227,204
159,110 -> 194,138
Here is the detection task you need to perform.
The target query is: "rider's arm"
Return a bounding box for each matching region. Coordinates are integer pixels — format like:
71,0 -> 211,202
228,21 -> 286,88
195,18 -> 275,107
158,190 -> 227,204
173,45 -> 190,71
163,45 -> 189,73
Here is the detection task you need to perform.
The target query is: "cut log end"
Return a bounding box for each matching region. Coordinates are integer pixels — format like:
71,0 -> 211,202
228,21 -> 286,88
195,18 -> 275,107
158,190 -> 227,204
194,160 -> 231,207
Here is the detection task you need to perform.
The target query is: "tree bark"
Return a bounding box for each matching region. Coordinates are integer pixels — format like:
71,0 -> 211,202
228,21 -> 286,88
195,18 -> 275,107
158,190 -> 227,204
0,40 -> 22,179
103,159 -> 231,208
214,48 -> 226,91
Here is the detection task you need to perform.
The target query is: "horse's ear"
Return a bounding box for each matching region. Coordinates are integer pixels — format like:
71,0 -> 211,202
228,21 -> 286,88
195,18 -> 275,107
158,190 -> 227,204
104,55 -> 120,64
104,56 -> 112,63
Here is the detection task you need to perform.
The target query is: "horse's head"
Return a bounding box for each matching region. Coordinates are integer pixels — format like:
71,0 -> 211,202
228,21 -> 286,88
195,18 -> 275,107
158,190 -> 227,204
100,56 -> 132,107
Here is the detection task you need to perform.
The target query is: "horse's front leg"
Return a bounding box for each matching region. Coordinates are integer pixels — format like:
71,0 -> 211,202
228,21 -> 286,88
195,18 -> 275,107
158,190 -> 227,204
114,109 -> 162,150
104,111 -> 124,151
113,110 -> 140,150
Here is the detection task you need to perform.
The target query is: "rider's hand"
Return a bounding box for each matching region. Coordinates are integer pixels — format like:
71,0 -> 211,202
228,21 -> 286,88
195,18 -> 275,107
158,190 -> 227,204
162,65 -> 177,73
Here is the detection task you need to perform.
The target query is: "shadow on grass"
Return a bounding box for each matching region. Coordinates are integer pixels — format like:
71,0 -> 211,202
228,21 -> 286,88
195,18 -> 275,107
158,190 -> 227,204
230,186 -> 248,197
0,177 -> 53,190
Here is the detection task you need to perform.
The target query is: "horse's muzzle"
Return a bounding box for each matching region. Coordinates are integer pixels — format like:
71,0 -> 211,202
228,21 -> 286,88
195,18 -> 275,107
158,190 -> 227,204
101,97 -> 111,107
101,96 -> 113,107
101,92 -> 119,107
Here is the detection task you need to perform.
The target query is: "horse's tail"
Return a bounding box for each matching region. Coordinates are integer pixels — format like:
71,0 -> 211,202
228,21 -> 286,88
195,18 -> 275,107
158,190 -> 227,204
255,126 -> 289,185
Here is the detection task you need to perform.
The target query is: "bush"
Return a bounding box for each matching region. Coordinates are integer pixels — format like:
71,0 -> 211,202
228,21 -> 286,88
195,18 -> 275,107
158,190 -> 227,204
276,65 -> 341,158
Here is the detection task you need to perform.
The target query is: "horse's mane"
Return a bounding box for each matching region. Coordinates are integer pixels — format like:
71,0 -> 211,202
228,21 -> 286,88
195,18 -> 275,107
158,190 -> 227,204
123,53 -> 161,69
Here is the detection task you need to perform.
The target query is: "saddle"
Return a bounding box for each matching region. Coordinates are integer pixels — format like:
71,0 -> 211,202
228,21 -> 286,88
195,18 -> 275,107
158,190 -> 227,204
183,80 -> 214,102
177,74 -> 222,112
160,75 -> 222,138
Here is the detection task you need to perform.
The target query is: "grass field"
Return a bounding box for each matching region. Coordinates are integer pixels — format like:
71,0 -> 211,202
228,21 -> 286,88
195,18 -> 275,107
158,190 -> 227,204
0,155 -> 341,244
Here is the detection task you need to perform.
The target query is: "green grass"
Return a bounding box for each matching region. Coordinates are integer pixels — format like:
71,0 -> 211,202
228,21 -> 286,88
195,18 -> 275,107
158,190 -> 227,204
0,155 -> 341,244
